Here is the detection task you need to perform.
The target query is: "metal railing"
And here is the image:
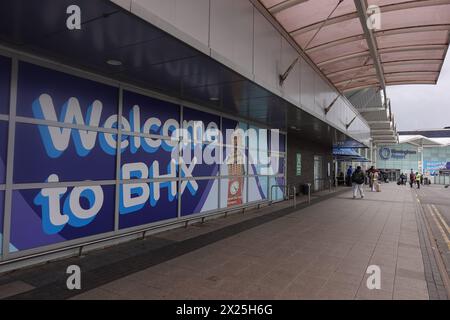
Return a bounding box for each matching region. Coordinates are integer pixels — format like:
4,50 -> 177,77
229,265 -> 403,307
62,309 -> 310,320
313,178 -> 334,192
270,184 -> 297,208
434,175 -> 450,185
0,199 -> 270,267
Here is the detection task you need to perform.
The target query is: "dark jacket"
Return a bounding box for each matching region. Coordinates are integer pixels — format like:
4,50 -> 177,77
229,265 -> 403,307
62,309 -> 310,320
352,170 -> 365,184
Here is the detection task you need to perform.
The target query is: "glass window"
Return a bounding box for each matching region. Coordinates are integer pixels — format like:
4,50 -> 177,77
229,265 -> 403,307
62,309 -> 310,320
17,62 -> 118,127
181,178 -> 218,216
10,186 -> 115,251
14,123 -> 116,183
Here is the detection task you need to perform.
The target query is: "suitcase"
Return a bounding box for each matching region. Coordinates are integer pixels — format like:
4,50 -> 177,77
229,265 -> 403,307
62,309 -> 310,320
375,183 -> 381,192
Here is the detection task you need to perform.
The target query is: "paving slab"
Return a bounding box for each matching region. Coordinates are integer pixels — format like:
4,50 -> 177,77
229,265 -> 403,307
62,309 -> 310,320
1,184 -> 447,299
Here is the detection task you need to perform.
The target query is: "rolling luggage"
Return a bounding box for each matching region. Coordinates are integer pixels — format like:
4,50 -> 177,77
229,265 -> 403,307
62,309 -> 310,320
375,182 -> 381,192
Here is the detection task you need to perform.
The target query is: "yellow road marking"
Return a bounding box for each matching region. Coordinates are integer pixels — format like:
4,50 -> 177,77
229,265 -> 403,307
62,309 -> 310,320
427,204 -> 450,251
431,204 -> 450,234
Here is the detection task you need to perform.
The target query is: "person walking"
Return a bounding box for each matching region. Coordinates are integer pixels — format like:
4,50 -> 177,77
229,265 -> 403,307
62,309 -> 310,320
352,166 -> 365,199
370,170 -> 379,192
367,166 -> 375,190
346,166 -> 353,187
401,173 -> 406,185
409,169 -> 416,188
416,172 -> 422,189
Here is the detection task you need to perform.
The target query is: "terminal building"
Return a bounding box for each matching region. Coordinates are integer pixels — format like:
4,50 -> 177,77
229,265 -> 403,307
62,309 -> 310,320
375,129 -> 450,183
0,0 -> 449,270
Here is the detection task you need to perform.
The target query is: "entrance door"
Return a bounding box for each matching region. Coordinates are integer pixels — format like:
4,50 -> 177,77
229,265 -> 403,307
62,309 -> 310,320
314,155 -> 323,191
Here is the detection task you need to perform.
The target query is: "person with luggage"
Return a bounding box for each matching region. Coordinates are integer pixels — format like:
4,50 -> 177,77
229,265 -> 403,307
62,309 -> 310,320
367,166 -> 375,190
369,169 -> 379,192
352,166 -> 365,199
399,173 -> 406,185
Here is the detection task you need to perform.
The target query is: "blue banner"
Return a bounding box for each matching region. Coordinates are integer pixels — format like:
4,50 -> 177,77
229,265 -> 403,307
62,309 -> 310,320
10,186 -> 115,251
17,62 -> 118,125
118,91 -> 180,229
14,123 -> 117,183
4,61 -> 282,253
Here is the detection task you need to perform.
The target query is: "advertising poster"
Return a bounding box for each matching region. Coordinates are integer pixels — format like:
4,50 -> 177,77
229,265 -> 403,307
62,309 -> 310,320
423,161 -> 448,175
270,176 -> 285,201
269,131 -> 285,201
181,107 -> 220,216
14,62 -> 118,183
119,91 -> 180,228
248,125 -> 269,202
14,123 -> 117,183
10,187 -> 115,251
269,132 -> 285,154
2,59 -> 281,254
16,62 -> 118,125
220,117 -> 247,208
9,63 -> 118,251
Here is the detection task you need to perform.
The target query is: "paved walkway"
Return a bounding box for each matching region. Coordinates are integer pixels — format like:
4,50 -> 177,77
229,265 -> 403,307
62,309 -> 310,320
1,183 -> 447,300
74,184 -> 429,300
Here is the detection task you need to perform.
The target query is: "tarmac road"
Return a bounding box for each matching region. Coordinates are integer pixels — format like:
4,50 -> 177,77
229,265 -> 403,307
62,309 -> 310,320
415,184 -> 450,281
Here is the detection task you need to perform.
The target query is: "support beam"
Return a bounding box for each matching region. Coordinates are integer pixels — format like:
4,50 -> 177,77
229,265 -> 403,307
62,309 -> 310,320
372,134 -> 396,139
318,44 -> 447,67
279,56 -> 300,86
307,24 -> 450,53
359,107 -> 386,112
291,0 -> 450,37
335,71 -> 439,87
346,116 -> 357,130
371,129 -> 396,133
324,94 -> 341,115
268,0 -> 309,14
354,0 -> 386,98
367,120 -> 391,124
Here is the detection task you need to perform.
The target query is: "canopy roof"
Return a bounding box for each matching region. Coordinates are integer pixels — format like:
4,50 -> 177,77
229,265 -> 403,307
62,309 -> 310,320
333,147 -> 371,161
259,0 -> 450,92
398,134 -> 450,146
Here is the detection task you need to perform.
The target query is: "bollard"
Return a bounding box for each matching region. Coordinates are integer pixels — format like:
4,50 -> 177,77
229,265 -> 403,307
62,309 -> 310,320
293,186 -> 297,208
307,183 -> 311,204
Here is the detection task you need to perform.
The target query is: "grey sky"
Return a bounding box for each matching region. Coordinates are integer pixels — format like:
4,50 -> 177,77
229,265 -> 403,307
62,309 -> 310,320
387,50 -> 450,132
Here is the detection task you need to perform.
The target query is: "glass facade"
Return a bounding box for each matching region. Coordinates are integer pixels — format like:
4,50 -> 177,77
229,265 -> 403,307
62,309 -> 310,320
377,142 -> 450,176
377,143 -> 420,174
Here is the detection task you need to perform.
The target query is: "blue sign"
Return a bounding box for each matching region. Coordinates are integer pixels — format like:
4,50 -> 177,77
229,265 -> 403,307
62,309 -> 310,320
379,147 -> 416,160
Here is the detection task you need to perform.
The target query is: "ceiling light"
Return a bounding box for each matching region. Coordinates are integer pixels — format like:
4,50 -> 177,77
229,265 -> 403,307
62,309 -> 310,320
106,59 -> 122,66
